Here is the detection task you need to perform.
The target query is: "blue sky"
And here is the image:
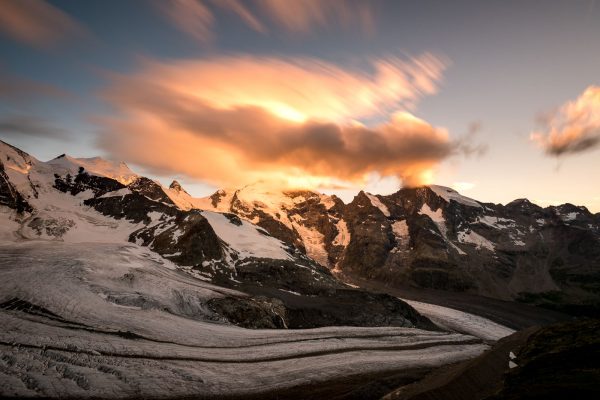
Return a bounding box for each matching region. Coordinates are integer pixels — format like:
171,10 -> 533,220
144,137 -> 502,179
1,0 -> 599,210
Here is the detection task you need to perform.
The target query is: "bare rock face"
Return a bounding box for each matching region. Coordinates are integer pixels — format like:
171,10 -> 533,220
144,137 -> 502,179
0,141 -> 34,214
169,179 -> 189,195
130,211 -> 224,265
340,187 -> 600,313
207,296 -> 289,329
0,162 -> 31,213
195,256 -> 437,330
339,191 -> 396,278
128,176 -> 175,204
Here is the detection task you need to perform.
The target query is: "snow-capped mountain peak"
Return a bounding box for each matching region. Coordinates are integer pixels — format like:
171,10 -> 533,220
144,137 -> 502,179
46,154 -> 138,185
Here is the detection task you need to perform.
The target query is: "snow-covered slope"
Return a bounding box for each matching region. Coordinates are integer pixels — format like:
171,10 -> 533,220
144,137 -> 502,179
0,140 -> 298,262
0,141 -> 141,243
201,210 -> 292,261
429,184 -> 482,208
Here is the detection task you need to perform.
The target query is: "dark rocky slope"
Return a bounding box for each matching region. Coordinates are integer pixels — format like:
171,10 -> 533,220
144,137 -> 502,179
382,318 -> 600,400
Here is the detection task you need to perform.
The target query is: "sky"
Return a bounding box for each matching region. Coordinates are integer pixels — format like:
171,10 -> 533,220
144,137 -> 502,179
0,0 -> 599,211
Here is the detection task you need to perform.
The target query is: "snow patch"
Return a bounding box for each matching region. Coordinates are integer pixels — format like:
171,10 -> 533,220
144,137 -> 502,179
365,193 -> 390,216
457,230 -> 495,251
429,185 -> 482,208
561,212 -> 578,221
477,215 -> 516,229
332,219 -> 350,247
419,204 -> 446,236
292,220 -> 329,266
98,188 -> 132,198
392,220 -> 409,238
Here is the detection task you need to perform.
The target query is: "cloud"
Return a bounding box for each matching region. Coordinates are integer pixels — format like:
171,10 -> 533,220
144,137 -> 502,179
0,0 -> 84,49
105,53 -> 447,123
159,0 -> 374,44
95,53 -> 456,189
531,86 -> 600,156
455,121 -> 488,158
0,70 -> 71,104
253,0 -> 374,35
0,115 -> 67,139
159,0 -> 215,44
219,0 -> 267,33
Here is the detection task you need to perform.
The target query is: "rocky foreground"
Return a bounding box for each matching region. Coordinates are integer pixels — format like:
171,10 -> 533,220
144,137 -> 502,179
383,318 -> 600,400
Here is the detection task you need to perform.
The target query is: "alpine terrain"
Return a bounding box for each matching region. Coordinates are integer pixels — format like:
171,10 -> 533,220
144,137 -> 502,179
0,139 -> 597,399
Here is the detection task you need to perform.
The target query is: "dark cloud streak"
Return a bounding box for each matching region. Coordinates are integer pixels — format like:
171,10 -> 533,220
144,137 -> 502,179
0,115 -> 68,139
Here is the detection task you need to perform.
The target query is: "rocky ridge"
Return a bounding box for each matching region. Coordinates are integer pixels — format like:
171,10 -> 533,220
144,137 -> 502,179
195,183 -> 600,314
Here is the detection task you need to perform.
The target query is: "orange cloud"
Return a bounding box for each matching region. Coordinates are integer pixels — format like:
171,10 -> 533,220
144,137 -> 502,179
106,53 -> 446,123
97,54 -> 454,188
159,0 -> 374,43
531,86 -> 600,156
0,0 -> 83,49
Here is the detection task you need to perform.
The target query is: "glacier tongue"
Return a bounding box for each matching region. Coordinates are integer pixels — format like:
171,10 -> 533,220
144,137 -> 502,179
0,241 -> 488,399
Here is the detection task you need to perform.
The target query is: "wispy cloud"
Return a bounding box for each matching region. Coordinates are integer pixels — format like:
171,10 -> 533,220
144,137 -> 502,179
158,0 -> 215,45
159,0 -> 375,44
0,0 -> 85,49
0,115 -> 68,139
96,53 -> 454,188
0,70 -> 71,103
104,53 -> 447,123
253,0 -> 374,35
531,86 -> 600,156
219,0 -> 267,33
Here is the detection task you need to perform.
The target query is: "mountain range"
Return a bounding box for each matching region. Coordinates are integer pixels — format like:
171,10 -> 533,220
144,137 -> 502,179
1,138 -> 598,399
194,180 -> 600,315
3,139 -> 599,315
